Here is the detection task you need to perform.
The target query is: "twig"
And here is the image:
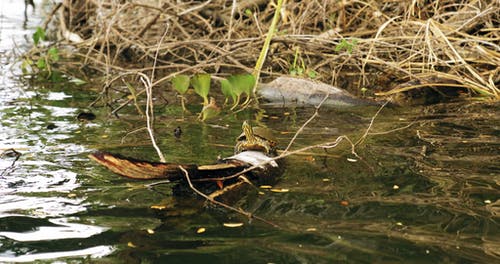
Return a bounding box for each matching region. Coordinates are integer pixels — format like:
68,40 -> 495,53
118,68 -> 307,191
283,93 -> 329,153
354,99 -> 391,146
179,166 -> 280,228
194,135 -> 352,183
196,98 -> 395,184
141,76 -> 166,162
151,23 -> 170,83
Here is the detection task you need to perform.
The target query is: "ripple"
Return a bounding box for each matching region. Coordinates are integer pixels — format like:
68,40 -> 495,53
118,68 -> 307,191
0,245 -> 114,263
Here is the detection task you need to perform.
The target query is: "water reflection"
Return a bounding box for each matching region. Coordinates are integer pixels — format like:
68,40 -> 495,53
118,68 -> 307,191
0,216 -> 108,241
0,245 -> 114,263
0,0 -> 113,262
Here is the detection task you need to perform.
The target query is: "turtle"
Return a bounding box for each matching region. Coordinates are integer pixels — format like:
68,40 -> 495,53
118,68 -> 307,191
234,121 -> 278,156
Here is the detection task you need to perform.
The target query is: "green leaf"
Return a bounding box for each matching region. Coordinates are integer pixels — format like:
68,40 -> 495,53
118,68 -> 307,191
191,73 -> 211,104
33,27 -> 45,46
48,47 -> 60,62
171,74 -> 190,94
36,58 -> 46,69
307,70 -> 317,79
244,9 -> 253,17
49,71 -> 64,82
220,78 -> 237,102
227,74 -> 255,96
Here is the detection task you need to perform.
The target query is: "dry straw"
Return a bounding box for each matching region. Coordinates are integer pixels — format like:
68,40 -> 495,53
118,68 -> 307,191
53,0 -> 498,101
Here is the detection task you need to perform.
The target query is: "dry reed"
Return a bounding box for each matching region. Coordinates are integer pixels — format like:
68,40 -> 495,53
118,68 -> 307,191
51,0 -> 499,103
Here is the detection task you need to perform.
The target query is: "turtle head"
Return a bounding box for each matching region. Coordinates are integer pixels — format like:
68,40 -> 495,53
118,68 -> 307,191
242,120 -> 256,144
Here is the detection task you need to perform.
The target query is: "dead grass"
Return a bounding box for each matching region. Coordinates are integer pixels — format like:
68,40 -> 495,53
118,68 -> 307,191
52,0 -> 499,101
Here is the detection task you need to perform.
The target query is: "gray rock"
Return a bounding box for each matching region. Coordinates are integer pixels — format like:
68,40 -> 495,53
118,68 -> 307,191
257,77 -> 379,107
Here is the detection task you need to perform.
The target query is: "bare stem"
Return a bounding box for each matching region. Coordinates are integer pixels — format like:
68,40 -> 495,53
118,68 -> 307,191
179,165 -> 280,228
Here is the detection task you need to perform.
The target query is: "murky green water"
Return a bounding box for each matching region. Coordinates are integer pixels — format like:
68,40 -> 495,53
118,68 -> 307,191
1,1 -> 499,263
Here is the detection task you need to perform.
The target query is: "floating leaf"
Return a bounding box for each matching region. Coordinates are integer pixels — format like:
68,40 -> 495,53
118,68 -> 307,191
270,188 -> 289,193
191,73 -> 211,104
306,228 -> 317,232
346,158 -> 357,162
223,222 -> 244,228
171,74 -> 190,94
259,185 -> 273,189
127,242 -> 136,248
392,184 -> 400,190
146,229 -> 155,234
150,204 -> 166,210
196,227 -> 206,234
340,200 -> 349,206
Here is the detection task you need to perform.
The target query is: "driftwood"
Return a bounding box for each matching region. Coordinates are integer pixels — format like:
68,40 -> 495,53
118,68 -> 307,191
89,150 -> 284,200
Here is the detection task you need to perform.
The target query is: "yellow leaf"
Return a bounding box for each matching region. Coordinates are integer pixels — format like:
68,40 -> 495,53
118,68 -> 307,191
270,188 -> 289,193
223,222 -> 244,228
306,228 -> 317,232
259,185 -> 273,189
146,229 -> 155,234
197,227 -> 206,234
127,242 -> 136,248
150,205 -> 166,210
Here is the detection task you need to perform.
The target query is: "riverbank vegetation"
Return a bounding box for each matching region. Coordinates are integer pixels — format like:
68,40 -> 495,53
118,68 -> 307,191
24,0 -> 499,110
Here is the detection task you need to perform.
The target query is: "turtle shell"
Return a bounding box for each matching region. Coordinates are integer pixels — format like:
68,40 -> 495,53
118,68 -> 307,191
237,126 -> 277,146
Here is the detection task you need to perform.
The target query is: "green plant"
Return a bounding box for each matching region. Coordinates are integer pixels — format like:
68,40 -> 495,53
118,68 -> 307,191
252,0 -> 283,94
171,74 -> 191,112
191,73 -> 211,105
21,27 -> 62,81
335,38 -> 358,54
32,27 -> 45,46
219,74 -> 255,109
288,47 -> 318,78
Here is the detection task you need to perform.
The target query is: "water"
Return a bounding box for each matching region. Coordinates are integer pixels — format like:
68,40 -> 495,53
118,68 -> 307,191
0,1 -> 499,263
